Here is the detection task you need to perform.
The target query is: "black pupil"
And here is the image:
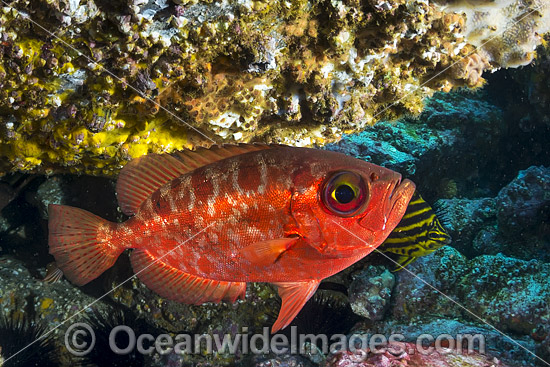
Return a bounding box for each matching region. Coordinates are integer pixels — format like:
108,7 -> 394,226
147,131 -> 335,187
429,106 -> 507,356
335,184 -> 355,204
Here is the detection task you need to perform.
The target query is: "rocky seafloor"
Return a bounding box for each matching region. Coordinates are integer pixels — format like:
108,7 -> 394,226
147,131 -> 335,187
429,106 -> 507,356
0,55 -> 549,367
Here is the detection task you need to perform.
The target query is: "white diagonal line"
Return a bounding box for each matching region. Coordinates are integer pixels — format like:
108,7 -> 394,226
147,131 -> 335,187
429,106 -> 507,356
370,2 -> 545,121
1,0 -> 218,146
2,0 -> 548,365
332,219 -> 550,366
3,1 -> 546,145
2,221 -> 215,364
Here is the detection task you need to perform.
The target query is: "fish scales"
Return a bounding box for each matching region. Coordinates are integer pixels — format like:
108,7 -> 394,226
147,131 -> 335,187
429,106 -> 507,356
128,150 -> 328,281
48,144 -> 416,332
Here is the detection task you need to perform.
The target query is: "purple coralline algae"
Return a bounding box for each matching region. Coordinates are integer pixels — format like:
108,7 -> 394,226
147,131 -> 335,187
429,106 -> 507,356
323,341 -> 518,367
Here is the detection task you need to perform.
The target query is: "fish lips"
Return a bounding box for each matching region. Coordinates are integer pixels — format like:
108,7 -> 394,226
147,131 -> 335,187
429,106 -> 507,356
359,178 -> 416,234
387,178 -> 416,226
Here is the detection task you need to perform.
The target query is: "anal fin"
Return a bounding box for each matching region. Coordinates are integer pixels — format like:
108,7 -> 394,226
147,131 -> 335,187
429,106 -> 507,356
130,250 -> 246,304
271,280 -> 320,333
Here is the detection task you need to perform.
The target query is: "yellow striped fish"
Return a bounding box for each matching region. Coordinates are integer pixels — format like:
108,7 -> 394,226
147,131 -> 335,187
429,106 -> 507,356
380,191 -> 451,271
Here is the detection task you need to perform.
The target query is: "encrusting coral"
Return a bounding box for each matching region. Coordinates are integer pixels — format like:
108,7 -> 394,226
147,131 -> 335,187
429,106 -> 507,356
0,0 -> 548,175
440,0 -> 550,68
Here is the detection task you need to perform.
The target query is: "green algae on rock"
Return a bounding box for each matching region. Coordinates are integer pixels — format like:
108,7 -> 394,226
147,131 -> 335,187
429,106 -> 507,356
0,0 -> 549,175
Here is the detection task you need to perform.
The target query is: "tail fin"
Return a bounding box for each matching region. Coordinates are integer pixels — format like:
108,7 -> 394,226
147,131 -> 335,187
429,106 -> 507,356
48,204 -> 124,286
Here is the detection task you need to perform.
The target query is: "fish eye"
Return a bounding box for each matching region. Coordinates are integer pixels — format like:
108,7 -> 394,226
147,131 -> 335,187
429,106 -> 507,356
322,171 -> 368,217
334,184 -> 355,204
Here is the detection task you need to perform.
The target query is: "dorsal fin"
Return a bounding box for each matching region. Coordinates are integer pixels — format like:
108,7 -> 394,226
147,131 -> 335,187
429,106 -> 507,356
116,143 -> 274,216
171,143 -> 273,172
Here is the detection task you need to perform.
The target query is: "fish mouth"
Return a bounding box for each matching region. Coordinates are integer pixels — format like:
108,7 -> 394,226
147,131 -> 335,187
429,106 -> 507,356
387,178 -> 402,205
358,176 -> 415,233
387,178 -> 416,224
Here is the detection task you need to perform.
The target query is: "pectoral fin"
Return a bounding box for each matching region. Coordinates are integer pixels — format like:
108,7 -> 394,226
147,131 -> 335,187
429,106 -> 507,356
271,280 -> 320,333
241,237 -> 299,266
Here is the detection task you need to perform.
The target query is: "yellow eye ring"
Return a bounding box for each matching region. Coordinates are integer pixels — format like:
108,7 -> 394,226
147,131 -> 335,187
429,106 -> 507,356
330,180 -> 358,203
322,171 -> 368,217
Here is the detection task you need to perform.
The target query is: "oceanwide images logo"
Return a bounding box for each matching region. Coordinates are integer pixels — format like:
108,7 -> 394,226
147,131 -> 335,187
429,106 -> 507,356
64,323 -> 486,357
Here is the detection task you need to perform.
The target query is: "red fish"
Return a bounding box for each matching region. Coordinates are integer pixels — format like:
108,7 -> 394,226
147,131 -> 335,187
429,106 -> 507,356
49,144 -> 415,332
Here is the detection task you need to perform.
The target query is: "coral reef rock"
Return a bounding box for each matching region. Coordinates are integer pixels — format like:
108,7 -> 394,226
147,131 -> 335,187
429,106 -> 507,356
348,265 -> 395,322
391,245 -> 550,348
252,354 -> 317,367
494,166 -> 550,261
435,165 -> 550,261
0,0 -> 549,175
496,166 -> 550,239
353,318 -> 536,364
325,90 -> 504,197
434,197 -> 496,256
0,256 -> 113,365
323,341 -> 519,367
